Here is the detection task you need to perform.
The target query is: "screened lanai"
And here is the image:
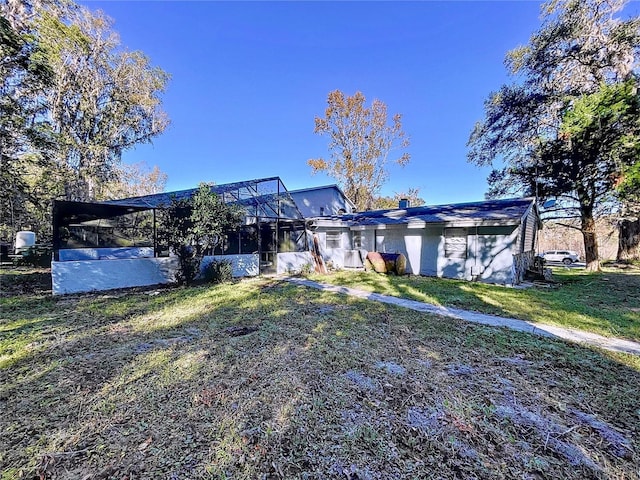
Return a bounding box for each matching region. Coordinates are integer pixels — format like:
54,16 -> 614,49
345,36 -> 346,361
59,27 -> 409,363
52,177 -> 309,275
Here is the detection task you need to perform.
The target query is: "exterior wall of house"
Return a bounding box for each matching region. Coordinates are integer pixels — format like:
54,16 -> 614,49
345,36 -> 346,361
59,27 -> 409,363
52,257 -> 179,295
520,206 -> 538,253
470,227 -> 520,284
204,254 -> 260,277
290,187 -> 354,217
326,224 -> 521,284
371,227 -> 427,275
276,251 -> 314,274
311,230 -> 348,269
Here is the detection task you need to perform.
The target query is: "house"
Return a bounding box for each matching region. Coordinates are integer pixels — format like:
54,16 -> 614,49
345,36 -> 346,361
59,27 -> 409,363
51,177 -> 314,294
308,197 -> 541,285
288,185 -> 356,217
50,176 -> 542,295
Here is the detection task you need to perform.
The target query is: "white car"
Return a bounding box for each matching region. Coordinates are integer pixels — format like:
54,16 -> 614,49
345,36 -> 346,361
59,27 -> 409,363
541,250 -> 580,265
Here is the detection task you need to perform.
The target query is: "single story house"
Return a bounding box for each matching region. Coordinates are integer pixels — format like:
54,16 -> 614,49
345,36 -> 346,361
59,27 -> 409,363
308,197 -> 541,285
50,176 -> 541,294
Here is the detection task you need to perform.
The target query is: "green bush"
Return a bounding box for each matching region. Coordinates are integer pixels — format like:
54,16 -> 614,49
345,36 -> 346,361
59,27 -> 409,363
203,259 -> 233,284
15,245 -> 52,267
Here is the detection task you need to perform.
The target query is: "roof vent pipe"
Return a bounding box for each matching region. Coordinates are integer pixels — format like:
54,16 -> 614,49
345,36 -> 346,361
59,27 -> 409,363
398,198 -> 410,209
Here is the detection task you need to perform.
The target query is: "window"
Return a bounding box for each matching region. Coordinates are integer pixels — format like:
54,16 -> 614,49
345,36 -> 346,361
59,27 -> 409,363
326,231 -> 341,249
444,228 -> 467,258
352,231 -> 363,249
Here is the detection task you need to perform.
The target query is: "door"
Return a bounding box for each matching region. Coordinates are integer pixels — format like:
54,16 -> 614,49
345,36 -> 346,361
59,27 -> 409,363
260,223 -> 277,274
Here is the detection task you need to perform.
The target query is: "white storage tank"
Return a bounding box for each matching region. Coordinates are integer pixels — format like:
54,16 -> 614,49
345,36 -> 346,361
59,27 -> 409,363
15,231 -> 36,253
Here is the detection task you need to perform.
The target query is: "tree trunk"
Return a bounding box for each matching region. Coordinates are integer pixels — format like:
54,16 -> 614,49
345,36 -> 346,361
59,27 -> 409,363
617,218 -> 640,261
581,213 -> 600,271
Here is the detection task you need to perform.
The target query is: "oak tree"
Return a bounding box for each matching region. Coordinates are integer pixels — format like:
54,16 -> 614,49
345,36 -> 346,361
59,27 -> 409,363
0,0 -> 170,243
468,0 -> 640,271
309,90 -> 410,211
38,7 -> 170,201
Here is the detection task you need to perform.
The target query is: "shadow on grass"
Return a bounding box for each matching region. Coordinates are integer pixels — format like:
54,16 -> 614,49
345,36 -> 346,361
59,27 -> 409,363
314,270 -> 640,341
1,277 -> 639,479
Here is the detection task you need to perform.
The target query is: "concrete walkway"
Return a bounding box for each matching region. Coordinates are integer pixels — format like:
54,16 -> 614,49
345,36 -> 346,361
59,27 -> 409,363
285,277 -> 640,356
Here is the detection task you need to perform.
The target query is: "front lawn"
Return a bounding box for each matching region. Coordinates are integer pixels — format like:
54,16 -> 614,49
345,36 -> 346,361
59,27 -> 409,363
1,274 -> 639,479
310,267 -> 640,341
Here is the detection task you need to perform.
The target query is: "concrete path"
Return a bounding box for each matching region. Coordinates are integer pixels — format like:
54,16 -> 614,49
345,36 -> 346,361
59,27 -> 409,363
285,277 -> 640,356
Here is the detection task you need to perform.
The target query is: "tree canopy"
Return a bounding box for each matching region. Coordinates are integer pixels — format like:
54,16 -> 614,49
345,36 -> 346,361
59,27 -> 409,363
308,90 -> 410,212
373,188 -> 425,210
0,0 -> 169,243
468,0 -> 640,270
162,184 -> 244,285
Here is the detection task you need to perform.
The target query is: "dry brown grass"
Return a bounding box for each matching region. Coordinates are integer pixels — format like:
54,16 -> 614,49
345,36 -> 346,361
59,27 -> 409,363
1,275 -> 639,479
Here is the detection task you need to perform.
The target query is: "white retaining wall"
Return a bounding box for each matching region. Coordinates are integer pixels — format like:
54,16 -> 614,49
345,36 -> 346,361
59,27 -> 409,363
204,254 -> 260,277
52,254 -> 261,295
52,257 -> 179,295
276,251 -> 314,274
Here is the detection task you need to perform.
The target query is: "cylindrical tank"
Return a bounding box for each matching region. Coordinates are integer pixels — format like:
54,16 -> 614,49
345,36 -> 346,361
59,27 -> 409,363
15,231 -> 36,253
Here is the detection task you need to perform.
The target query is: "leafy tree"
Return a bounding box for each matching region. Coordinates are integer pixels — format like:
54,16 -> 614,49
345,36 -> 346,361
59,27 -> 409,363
0,11 -> 55,242
616,161 -> 640,261
97,162 -> 168,200
162,184 -> 244,285
0,0 -> 170,244
308,90 -> 410,211
468,0 -> 640,271
373,188 -> 425,210
37,7 -> 170,201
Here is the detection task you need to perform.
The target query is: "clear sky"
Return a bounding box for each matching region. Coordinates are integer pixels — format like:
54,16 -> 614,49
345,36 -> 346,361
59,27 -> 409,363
80,0 -> 550,204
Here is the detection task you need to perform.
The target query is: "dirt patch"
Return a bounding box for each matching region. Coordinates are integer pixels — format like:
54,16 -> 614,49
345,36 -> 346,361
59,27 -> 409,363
375,361 -> 406,376
344,371 -> 381,393
0,268 -> 51,296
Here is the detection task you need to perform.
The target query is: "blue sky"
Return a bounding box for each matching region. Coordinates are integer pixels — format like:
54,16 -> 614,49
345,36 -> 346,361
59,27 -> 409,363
81,1 -> 549,204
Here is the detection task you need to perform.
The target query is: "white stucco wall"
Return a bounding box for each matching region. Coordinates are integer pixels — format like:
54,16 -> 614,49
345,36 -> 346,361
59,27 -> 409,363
352,225 -> 520,284
437,228 -> 519,283
372,227 -> 424,275
204,254 -> 260,277
290,187 -> 353,217
472,229 -> 519,284
52,257 -> 179,295
311,231 -> 346,269
58,247 -> 154,261
276,251 -> 314,274
52,254 -> 261,295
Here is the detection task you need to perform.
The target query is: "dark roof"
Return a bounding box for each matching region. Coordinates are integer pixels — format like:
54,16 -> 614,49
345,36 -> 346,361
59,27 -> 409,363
339,197 -> 536,227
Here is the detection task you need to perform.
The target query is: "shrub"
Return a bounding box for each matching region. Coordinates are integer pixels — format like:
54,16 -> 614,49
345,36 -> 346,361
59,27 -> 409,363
203,259 -> 233,284
15,245 -> 52,267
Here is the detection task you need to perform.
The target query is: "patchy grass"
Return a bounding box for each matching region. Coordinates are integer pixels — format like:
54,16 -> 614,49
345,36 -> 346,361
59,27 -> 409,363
0,267 -> 52,297
1,273 -> 639,479
310,267 -> 640,341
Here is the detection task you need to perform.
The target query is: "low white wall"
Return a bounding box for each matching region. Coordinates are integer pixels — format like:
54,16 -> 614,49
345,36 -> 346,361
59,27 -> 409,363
276,252 -> 314,274
58,247 -> 154,261
204,254 -> 260,277
52,254 -> 260,295
52,257 -> 179,295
